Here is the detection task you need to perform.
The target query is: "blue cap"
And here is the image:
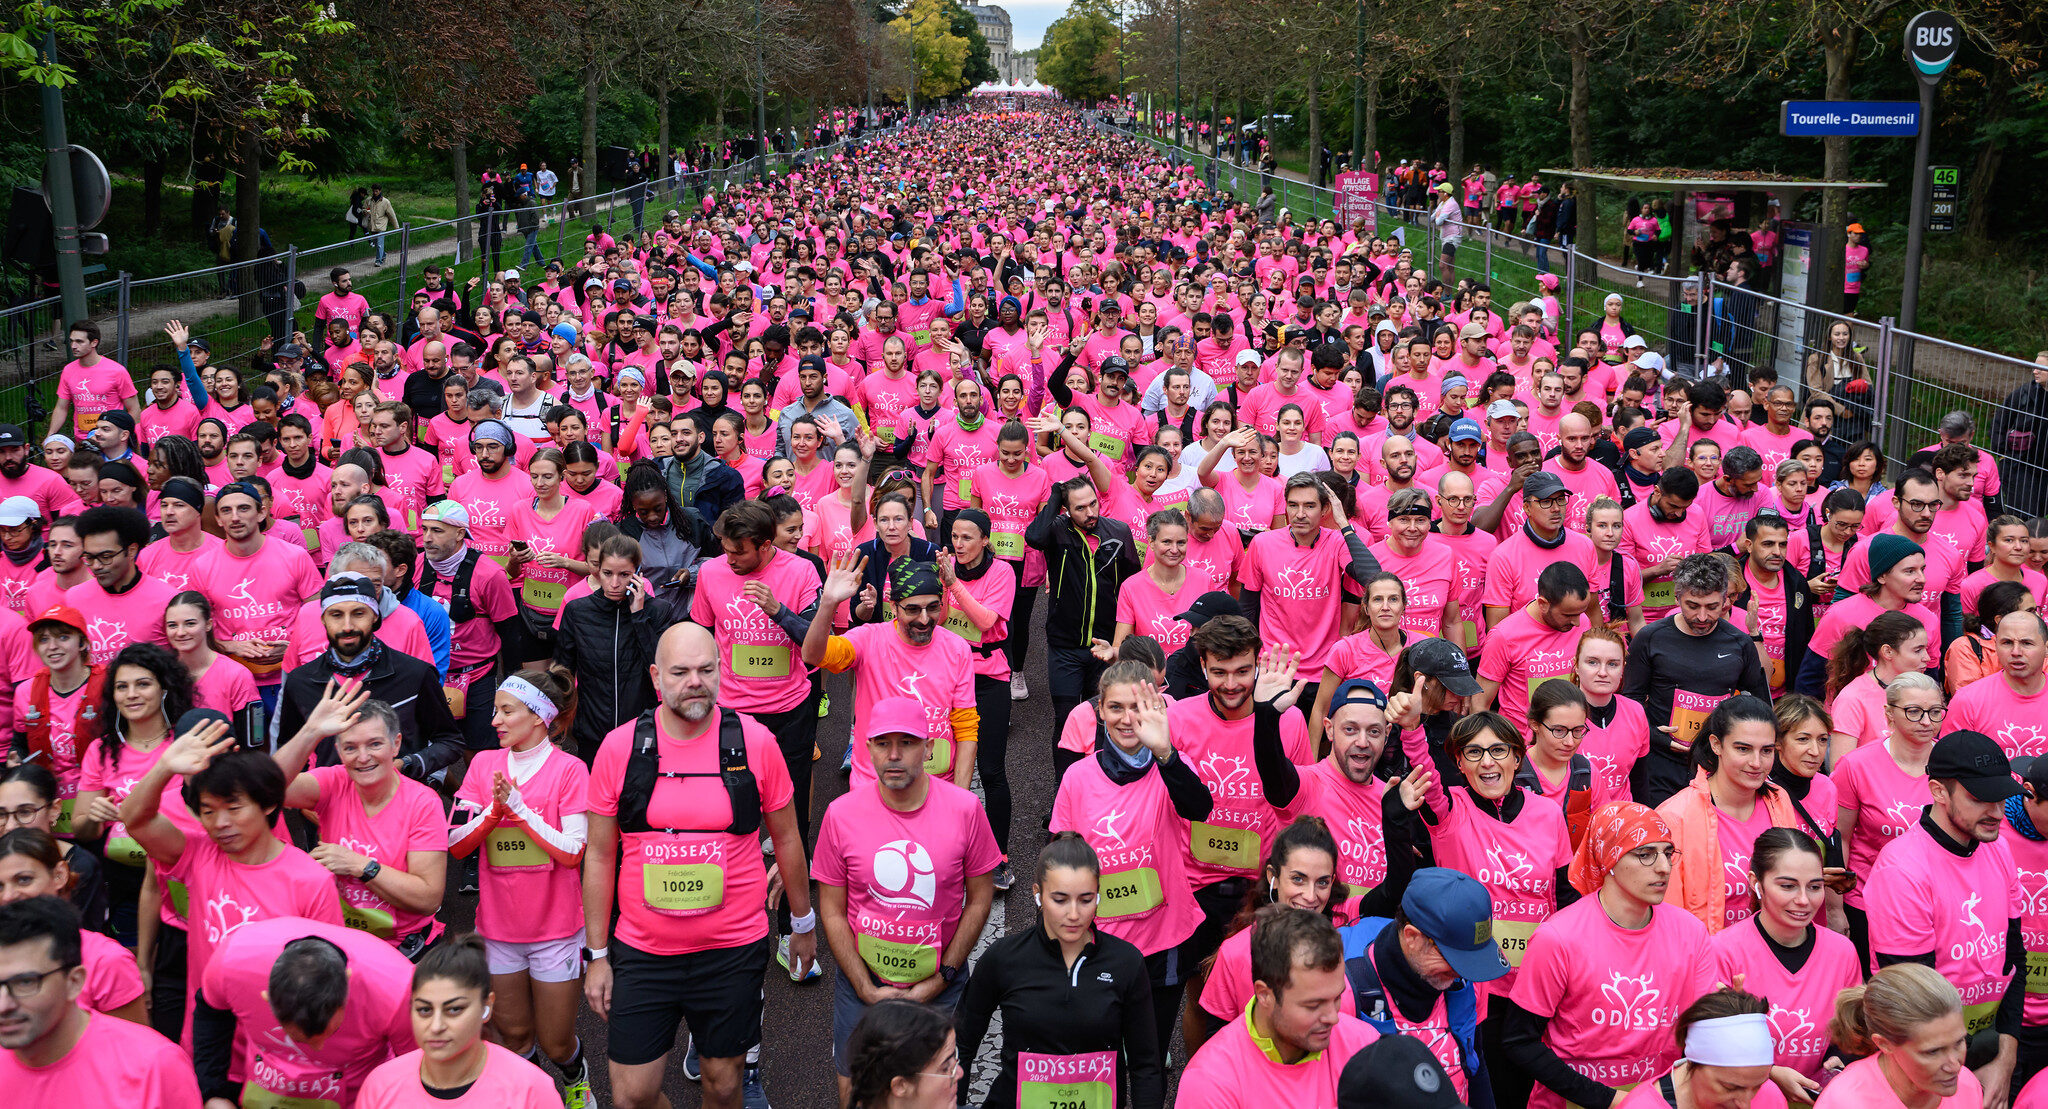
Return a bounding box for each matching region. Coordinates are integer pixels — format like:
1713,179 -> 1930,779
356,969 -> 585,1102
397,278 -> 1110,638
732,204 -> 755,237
1328,679 -> 1387,713
1447,418 -> 1484,443
1399,868 -> 1510,983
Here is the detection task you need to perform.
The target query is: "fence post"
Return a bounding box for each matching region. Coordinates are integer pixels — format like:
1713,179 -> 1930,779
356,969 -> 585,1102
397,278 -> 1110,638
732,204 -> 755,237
396,224 -> 411,312
1696,269 -> 1714,380
284,247 -> 298,340
115,273 -> 131,366
556,200 -> 567,261
1563,248 -> 1578,331
1483,225 -> 1494,283
1873,315 -> 1896,446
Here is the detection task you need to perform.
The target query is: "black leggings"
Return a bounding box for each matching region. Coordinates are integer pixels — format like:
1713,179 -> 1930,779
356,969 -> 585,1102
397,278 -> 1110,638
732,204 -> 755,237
974,672 -> 1015,854
1144,945 -> 1188,1062
1481,1011 -> 1536,1109
151,923 -> 188,1043
1004,583 -> 1039,674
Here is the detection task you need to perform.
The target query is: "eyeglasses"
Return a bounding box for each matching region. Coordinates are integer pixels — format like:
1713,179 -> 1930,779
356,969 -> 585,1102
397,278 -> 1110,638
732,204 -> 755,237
0,965 -> 72,1001
895,601 -> 945,619
1894,705 -> 1947,723
1541,722 -> 1591,740
1624,846 -> 1679,868
0,802 -> 50,825
921,1053 -> 964,1080
1439,495 -> 1477,507
1901,499 -> 1944,513
1460,744 -> 1516,765
79,548 -> 129,566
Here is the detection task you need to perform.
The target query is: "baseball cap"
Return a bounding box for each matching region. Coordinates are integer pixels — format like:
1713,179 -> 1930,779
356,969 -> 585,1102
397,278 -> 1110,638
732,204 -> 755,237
0,496 -> 40,526
1100,356 -> 1131,377
1402,867 -> 1511,983
1928,731 -> 2022,801
1176,591 -> 1242,629
2013,756 -> 2048,797
97,410 -> 136,435
188,337 -> 211,353
1457,321 -> 1487,340
421,501 -> 471,530
1327,679 -> 1387,714
1523,471 -> 1569,501
0,424 -> 26,449
1622,334 -> 1648,349
276,342 -> 305,362
1634,351 -> 1668,374
1338,1033 -> 1463,1109
1447,418 -> 1483,444
1235,349 -> 1261,367
1485,399 -> 1518,421
27,605 -> 87,638
1406,637 -> 1482,698
1623,426 -> 1661,452
866,696 -> 930,741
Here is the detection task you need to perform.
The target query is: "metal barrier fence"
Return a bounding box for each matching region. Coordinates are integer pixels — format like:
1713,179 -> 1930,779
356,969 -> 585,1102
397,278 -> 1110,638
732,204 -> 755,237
0,128 -> 896,431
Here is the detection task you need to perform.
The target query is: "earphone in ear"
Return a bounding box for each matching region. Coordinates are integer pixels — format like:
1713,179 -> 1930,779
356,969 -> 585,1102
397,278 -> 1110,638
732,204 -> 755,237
482,1005 -> 492,1020
1033,893 -> 1042,907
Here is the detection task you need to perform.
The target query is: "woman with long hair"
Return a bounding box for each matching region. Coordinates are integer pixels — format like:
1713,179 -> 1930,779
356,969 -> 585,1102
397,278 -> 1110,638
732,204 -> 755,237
1654,695 -> 1798,932
72,643 -> 195,946
0,764 -> 109,932
1826,611 -> 1931,761
1829,441 -> 1887,499
353,935 -> 563,1109
450,667 -> 591,1107
164,591 -> 263,747
508,448 -> 597,654
1817,964 -> 1978,1108
1788,487 -> 1866,625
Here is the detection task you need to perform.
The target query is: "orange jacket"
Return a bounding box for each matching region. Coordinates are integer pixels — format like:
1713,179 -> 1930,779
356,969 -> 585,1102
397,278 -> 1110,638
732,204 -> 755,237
1655,769 -> 1798,933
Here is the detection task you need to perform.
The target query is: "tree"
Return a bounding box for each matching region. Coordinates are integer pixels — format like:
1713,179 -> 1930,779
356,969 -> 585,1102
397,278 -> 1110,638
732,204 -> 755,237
889,0 -> 971,102
944,0 -> 999,87
1038,0 -> 1117,102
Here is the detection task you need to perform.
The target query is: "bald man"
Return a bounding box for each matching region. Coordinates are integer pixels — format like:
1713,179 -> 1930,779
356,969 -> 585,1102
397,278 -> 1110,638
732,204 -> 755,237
1545,411 -> 1622,531
582,622 -> 818,1109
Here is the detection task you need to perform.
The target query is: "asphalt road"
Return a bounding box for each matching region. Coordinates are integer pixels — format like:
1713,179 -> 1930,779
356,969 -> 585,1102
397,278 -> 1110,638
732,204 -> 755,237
440,617 -> 1161,1109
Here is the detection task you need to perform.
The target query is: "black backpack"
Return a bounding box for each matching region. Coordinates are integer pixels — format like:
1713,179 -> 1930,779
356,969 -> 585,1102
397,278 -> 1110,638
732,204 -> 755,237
617,709 -> 760,835
417,549 -> 482,624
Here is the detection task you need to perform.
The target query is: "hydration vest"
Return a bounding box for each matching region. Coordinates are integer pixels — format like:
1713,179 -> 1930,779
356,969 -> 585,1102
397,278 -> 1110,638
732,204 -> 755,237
418,549 -> 483,624
617,708 -> 761,836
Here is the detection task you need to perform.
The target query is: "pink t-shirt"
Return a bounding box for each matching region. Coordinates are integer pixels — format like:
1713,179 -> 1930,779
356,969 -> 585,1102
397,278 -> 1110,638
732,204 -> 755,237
1050,754 -> 1205,955
194,539 -> 324,685
191,655 -> 261,719
1707,797 -> 1780,928
858,372 -> 921,447
1866,821 -> 2021,1022
376,445 -> 446,533
1215,473 -> 1285,538
813,778 -> 1002,986
0,464 -> 85,521
1433,526 -> 1498,656
1582,696 -> 1651,802
79,927 -> 145,1014
1510,896 -> 1716,1109
1480,530 -> 1597,614
1183,524 -> 1246,594
199,917 -> 414,1107
1960,568 -> 2048,623
1318,629 -> 1415,693
1943,673 -> 2048,759
1175,1012 -> 1377,1109
1169,696 -> 1312,887
164,833 -> 346,1031
690,549 -> 822,715
1285,761 -> 1392,898
1833,739 -> 1930,911
1620,502 -> 1707,617
2004,822 -> 2048,1028
305,765 -> 447,944
836,621 -> 978,787
449,469 -> 536,561
1115,567 -> 1211,653
355,1043 -> 563,1109
421,553 -> 518,672
970,461 -> 1052,564
1617,1075 -> 1786,1109
146,537 -> 226,600
1197,921 -> 1360,1024
139,397 -> 202,446
1816,1055 -> 1981,1109
456,744 -> 589,943
1369,538 -> 1458,639
1710,919 -> 1864,1079
1836,528 -> 1967,601
586,709 -> 793,956
1242,528 -> 1353,671
0,1010 -> 200,1109
269,463 -> 336,538
1807,594 -> 1940,675
1546,460 -> 1622,532
506,498 -> 596,616
1478,607 -> 1590,731
57,356 -> 137,435
927,419 -> 1003,510
65,573 -> 177,665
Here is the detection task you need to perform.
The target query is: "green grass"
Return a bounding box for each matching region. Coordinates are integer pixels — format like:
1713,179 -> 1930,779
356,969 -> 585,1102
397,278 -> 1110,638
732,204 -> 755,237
97,172 -> 461,280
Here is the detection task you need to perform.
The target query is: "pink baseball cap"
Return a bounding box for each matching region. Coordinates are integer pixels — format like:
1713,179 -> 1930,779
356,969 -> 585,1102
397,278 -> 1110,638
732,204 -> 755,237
866,697 -> 931,742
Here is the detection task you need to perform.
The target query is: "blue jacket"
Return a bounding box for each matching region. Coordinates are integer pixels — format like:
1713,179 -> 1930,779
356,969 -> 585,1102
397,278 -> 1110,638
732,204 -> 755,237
1339,916 -> 1494,1109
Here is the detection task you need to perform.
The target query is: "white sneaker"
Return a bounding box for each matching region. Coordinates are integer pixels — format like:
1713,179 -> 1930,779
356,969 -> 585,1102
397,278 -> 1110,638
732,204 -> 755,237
1010,674 -> 1029,701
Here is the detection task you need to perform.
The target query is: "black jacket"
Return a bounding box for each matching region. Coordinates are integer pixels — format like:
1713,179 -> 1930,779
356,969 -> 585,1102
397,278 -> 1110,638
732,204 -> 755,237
1024,499 -> 1141,650
955,925 -> 1164,1109
272,646 -> 463,780
1732,558 -> 1815,690
555,590 -> 671,757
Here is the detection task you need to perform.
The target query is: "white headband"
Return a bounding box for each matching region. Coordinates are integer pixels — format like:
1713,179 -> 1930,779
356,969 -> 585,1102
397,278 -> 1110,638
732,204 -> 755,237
1682,1013 -> 1775,1068
499,676 -> 558,725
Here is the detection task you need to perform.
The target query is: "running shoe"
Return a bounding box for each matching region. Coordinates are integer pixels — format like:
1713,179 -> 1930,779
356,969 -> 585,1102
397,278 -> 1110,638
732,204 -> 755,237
992,861 -> 1014,891
1010,674 -> 1028,701
777,934 -> 822,981
681,1035 -> 701,1081
742,1065 -> 772,1109
840,743 -> 854,773
561,1058 -> 592,1109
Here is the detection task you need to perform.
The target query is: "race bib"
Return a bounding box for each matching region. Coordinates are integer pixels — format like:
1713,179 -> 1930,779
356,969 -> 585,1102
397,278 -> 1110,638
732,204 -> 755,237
299,523 -> 321,554
876,425 -> 897,445
1645,578 -> 1676,608
992,531 -> 1024,559
1097,866 -> 1165,918
241,1083 -> 339,1109
1527,671 -> 1570,711
1089,432 -> 1128,461
729,643 -> 792,677
521,577 -> 568,610
1454,619 -> 1478,653
105,835 -> 146,868
53,798 -> 73,838
644,862 -> 725,914
1494,919 -> 1539,968
942,611 -> 984,643
958,476 -> 974,502
1965,997 -> 2001,1037
1190,821 -> 1259,870
168,879 -> 189,920
1764,640 -> 1786,693
857,932 -> 939,985
486,828 -> 550,870
2026,950 -> 2048,996
343,900 -> 397,939
1018,1051 -> 1116,1109
1669,688 -> 1728,752
925,734 -> 955,776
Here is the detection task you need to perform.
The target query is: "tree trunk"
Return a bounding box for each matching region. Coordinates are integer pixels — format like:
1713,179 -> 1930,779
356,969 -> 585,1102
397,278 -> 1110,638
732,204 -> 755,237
1306,62 -> 1322,188
141,157 -> 163,238
1814,24 -> 1856,313
232,123 -> 263,323
1444,73 -> 1464,183
1964,82 -> 2007,241
1363,74 -> 1378,172
581,58 -> 601,200
1568,32 -> 1592,169
657,76 -> 672,167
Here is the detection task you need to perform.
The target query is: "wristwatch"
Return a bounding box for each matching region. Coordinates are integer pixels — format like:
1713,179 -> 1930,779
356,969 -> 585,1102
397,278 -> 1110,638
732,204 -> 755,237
939,963 -> 962,984
359,860 -> 382,882
583,946 -> 610,962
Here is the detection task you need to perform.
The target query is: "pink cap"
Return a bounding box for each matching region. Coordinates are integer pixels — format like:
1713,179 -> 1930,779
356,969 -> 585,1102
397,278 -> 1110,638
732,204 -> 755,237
866,697 -> 931,742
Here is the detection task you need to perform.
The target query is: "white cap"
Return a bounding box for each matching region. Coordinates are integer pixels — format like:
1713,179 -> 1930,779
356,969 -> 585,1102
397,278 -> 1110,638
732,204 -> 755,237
1622,334 -> 1648,349
1486,399 -> 1520,421
1633,351 -> 1668,374
501,268 -> 521,281
1235,349 -> 1261,366
0,496 -> 39,526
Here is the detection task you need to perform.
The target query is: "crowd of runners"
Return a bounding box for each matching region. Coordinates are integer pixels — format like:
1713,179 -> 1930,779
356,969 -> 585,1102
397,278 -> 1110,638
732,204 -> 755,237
5,101 -> 2048,1109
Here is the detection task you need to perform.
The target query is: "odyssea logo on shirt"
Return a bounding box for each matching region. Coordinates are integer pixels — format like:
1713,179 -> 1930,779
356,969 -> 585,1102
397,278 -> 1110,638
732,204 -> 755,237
1342,816 -> 1387,884
1091,806 -> 1131,850
1478,844 -> 1535,890
721,591 -> 781,637
204,891 -> 260,944
1196,752 -> 1258,801
869,838 -> 937,911
2016,868 -> 2048,918
1998,722 -> 2048,759
86,616 -> 129,660
1767,1002 -> 1826,1060
1953,890 -> 2003,964
1881,798 -> 1924,838
1592,970 -> 1666,1031
1270,563 -> 1328,600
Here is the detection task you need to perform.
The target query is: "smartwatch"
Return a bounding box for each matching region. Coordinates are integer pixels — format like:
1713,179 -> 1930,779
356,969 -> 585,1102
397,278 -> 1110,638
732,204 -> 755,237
583,946 -> 610,962
359,860 -> 382,882
939,963 -> 962,985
